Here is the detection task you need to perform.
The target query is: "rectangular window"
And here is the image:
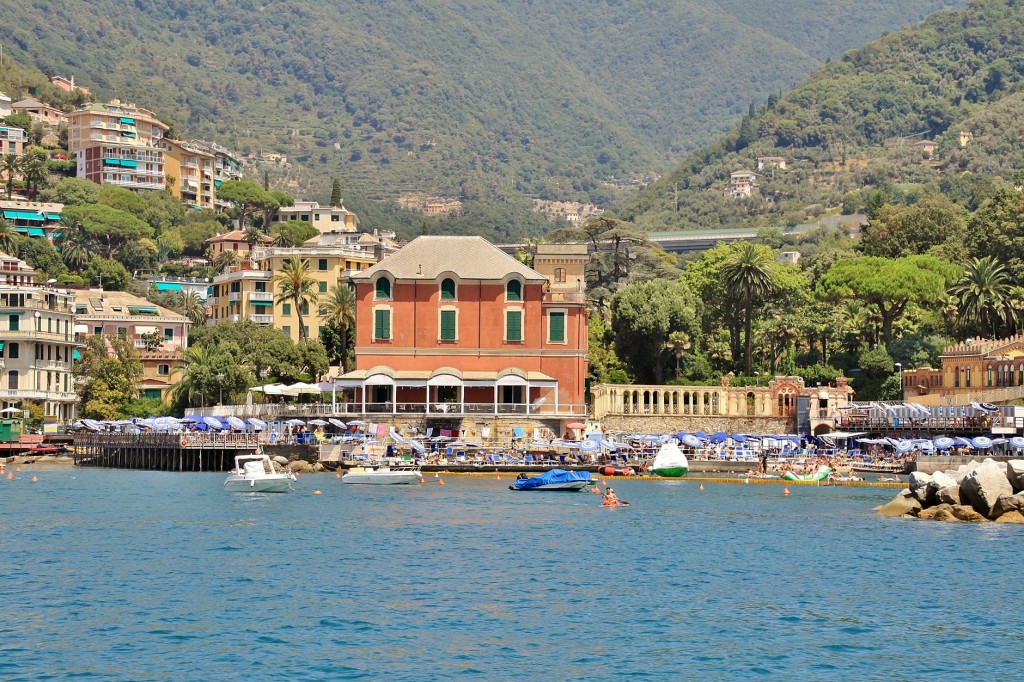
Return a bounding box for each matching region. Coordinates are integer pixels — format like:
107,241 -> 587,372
7,370 -> 17,390
93,326 -> 102,335
549,311 -> 566,343
318,281 -> 327,293
506,310 -> 522,342
117,328 -> 127,339
282,303 -> 291,316
8,314 -> 18,331
143,389 -> 163,399
440,310 -> 456,341
301,302 -> 309,316
255,281 -> 266,293
318,258 -> 328,271
8,342 -> 18,359
374,309 -> 391,340
164,328 -> 173,340
158,364 -> 170,376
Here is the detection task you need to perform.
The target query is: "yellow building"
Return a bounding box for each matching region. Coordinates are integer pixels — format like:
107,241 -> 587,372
272,201 -> 359,235
162,139 -> 215,210
208,234 -> 379,342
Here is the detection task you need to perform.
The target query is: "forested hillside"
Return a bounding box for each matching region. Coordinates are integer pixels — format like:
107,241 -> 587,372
621,0 -> 1024,231
0,0 -> 958,212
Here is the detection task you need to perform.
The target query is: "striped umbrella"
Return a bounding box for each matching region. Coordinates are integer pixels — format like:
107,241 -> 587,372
893,440 -> 915,453
247,418 -> 267,430
681,434 -> 701,448
225,416 -> 246,430
328,418 -> 348,429
972,436 -> 993,449
579,438 -> 600,452
1010,436 -> 1024,449
933,436 -> 954,449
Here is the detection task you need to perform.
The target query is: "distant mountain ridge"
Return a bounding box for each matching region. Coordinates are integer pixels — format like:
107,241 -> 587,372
0,0 -> 960,210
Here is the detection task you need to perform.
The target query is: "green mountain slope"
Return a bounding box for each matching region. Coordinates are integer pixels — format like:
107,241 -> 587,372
0,0 -> 960,210
620,0 -> 1024,232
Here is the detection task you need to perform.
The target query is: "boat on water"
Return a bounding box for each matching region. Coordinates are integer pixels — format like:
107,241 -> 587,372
341,466 -> 422,485
224,454 -> 296,493
509,468 -> 593,491
650,441 -> 688,477
782,465 -> 832,482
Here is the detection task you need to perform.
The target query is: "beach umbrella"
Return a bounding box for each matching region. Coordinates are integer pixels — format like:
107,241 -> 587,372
0,406 -> 22,414
347,419 -> 366,426
1010,436 -> 1024,449
933,436 -> 954,449
893,440 -> 914,453
675,431 -> 690,442
730,433 -> 747,443
681,433 -> 701,448
285,418 -> 306,426
579,438 -> 600,452
695,431 -> 709,440
410,439 -> 425,453
708,431 -> 728,444
991,438 -> 1008,445
972,436 -> 993,449
225,416 -> 246,430
247,418 -> 267,430
308,419 -> 329,426
954,437 -> 974,448
203,416 -> 224,430
915,440 -> 935,452
328,418 -> 347,429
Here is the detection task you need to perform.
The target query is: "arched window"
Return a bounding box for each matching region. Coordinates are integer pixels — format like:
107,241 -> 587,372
375,277 -> 391,301
440,278 -> 456,301
506,279 -> 522,302
987,365 -> 993,387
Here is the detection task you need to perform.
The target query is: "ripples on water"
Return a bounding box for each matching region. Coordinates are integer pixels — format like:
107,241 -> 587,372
1,469 -> 1021,680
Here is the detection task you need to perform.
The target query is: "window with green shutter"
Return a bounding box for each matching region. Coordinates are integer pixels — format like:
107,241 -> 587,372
440,278 -> 456,301
506,310 -> 522,341
301,302 -> 309,316
506,280 -> 522,301
375,278 -> 391,300
282,303 -> 291,316
549,311 -> 565,343
319,281 -> 327,293
318,258 -> 328,271
440,310 -> 456,340
374,309 -> 391,340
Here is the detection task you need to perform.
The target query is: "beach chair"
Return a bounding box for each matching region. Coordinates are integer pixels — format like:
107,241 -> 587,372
524,454 -> 534,465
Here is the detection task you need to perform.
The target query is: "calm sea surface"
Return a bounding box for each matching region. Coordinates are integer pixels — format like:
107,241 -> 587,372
1,468 -> 1021,681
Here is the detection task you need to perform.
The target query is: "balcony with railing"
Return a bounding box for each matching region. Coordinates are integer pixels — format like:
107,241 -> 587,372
0,388 -> 77,401
228,292 -> 242,302
190,401 -> 588,419
248,291 -> 274,302
248,314 -> 274,324
2,329 -> 74,342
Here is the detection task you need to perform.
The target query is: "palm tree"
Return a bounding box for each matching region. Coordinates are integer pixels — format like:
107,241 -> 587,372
213,250 -> 241,273
664,331 -> 692,379
722,242 -> 776,375
55,215 -> 95,269
1,154 -> 21,198
244,226 -> 265,246
171,344 -> 222,408
0,217 -> 17,255
179,290 -> 207,327
321,283 -> 356,372
20,155 -> 48,199
273,257 -> 318,343
949,256 -> 1014,338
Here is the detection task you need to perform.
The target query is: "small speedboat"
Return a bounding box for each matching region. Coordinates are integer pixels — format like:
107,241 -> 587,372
341,466 -> 422,485
509,468 -> 593,491
224,454 -> 296,493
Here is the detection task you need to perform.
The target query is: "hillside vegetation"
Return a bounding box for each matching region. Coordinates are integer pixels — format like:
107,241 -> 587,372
621,0 -> 1024,231
0,0 -> 958,213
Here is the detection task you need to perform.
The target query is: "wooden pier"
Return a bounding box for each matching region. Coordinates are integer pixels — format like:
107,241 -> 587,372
73,433 -> 261,472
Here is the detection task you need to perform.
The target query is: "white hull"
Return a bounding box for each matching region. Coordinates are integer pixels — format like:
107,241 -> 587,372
223,475 -> 294,493
342,468 -> 422,485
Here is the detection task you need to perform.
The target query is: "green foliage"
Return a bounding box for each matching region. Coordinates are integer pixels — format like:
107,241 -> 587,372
187,321 -> 325,385
83,256 -> 132,291
43,177 -> 101,205
270,220 -> 318,247
588,314 -> 631,385
610,278 -> 700,384
177,221 -> 220,255
121,397 -> 174,419
62,203 -> 154,258
15,235 -> 66,279
859,196 -> 966,258
77,334 -> 144,419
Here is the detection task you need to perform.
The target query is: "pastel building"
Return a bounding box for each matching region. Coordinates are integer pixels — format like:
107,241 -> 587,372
333,236 -> 589,427
73,290 -> 189,402
272,200 -> 359,234
67,100 -> 168,192
0,125 -> 26,157
0,201 -> 63,240
162,139 -> 215,209
0,252 -> 79,421
12,97 -> 65,126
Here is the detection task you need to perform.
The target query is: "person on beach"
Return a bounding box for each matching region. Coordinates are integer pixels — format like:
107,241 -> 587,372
603,487 -> 619,505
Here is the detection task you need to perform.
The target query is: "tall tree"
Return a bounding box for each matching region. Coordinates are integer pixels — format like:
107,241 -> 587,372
77,334 -> 143,419
949,256 -> 1015,338
320,283 -> 356,372
0,217 -> 17,255
722,242 -> 777,375
1,154 -> 21,198
273,257 -> 319,343
216,179 -> 266,228
179,290 -> 208,327
20,153 -> 48,199
330,178 -> 343,207
610,278 -> 699,384
55,215 -> 95,269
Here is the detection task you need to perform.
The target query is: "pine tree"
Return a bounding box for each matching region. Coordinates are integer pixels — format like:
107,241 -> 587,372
330,178 -> 343,207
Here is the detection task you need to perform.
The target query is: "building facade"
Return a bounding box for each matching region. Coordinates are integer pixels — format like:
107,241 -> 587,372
335,236 -> 589,424
73,290 -> 189,402
67,100 -> 168,192
0,252 -> 79,421
0,201 -> 63,241
903,335 -> 1024,403
272,201 -> 359,234
0,126 -> 26,158
13,97 -> 65,126
162,139 -> 215,209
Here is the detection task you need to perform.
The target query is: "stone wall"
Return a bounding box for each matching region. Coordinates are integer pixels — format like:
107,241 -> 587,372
601,415 -> 795,435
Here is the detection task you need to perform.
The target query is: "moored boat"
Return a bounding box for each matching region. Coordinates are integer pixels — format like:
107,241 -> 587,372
650,441 -> 689,477
341,466 -> 422,485
224,454 -> 296,493
509,468 -> 593,491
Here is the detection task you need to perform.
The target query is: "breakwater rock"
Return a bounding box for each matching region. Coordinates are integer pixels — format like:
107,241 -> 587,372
877,458 -> 1024,523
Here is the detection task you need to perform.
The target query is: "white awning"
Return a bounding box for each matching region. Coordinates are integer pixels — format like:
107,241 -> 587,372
135,325 -> 158,334
73,324 -> 88,333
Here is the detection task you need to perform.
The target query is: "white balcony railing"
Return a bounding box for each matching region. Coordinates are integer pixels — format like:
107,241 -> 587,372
228,292 -> 242,302
248,314 -> 274,324
249,292 -> 274,302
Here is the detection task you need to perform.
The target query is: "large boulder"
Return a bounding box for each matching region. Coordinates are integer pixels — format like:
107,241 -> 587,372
273,455 -> 289,466
287,460 -> 313,472
1006,460 -> 1024,492
928,470 -> 956,494
917,504 -> 952,520
909,471 -> 935,505
935,484 -> 961,506
995,511 -> 1024,524
950,505 -> 987,522
960,459 -> 1013,518
933,507 -> 957,521
876,490 -> 922,517
991,491 -> 1024,519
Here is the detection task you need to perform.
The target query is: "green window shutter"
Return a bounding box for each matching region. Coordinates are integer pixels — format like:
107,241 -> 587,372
282,303 -> 291,316
301,302 -> 309,316
549,312 -> 565,342
375,278 -> 391,300
374,309 -> 391,339
440,278 -> 456,301
506,310 -> 522,341
318,258 -> 328,271
506,280 -> 521,301
318,281 -> 327,293
440,310 -> 456,340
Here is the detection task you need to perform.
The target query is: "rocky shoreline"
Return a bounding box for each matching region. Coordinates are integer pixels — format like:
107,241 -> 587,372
877,458 -> 1024,523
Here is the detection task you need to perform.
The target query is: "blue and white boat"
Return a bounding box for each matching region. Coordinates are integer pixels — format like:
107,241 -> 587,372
509,468 -> 593,491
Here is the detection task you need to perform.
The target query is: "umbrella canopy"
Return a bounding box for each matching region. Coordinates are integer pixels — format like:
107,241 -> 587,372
247,418 -> 267,430
892,440 -> 915,453
933,436 -> 954,449
203,416 -> 224,430
328,418 -> 348,429
730,433 -> 747,443
225,416 -> 246,430
955,437 -> 974,448
695,431 -> 709,440
565,422 -> 586,430
308,419 -> 329,426
579,438 -> 600,452
0,406 -> 23,414
972,436 -> 993,449
285,418 -> 307,426
410,439 -> 425,453
708,431 -> 728,444
680,433 -> 701,448
1010,436 -> 1024,449
347,419 -> 366,426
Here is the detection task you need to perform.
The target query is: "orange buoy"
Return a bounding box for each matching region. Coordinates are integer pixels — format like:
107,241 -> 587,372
496,475 -> 500,480
15,467 -> 21,472
419,478 -> 425,484
699,483 -> 705,490
591,485 -> 601,494
783,487 -> 791,496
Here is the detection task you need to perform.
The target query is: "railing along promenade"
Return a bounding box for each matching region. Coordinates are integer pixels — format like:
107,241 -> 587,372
190,402 -> 588,419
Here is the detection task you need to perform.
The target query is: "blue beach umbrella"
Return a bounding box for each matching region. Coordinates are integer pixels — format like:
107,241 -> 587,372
1010,436 -> 1024,449
933,436 -> 954,449
247,418 -> 267,430
730,433 -> 747,443
709,431 -> 728,444
893,440 -> 915,453
203,416 -> 224,430
915,440 -> 935,452
972,436 -> 993,449
225,416 -> 246,430
695,431 -> 709,440
955,437 -> 974,448
579,438 -> 600,452
328,418 -> 348,429
681,433 -> 701,448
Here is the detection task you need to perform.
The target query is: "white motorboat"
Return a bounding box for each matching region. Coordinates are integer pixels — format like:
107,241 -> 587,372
341,466 -> 422,485
224,454 -> 296,493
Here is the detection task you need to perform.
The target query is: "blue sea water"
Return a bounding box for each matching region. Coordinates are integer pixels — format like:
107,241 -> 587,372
1,468 -> 1021,681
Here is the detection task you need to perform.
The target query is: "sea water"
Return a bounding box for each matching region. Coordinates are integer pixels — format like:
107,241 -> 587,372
0,469 -> 1020,681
